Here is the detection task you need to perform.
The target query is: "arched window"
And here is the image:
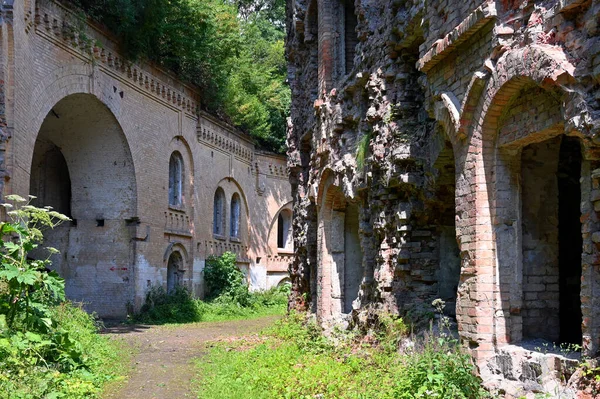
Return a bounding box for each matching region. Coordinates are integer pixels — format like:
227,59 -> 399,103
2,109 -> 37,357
167,251 -> 183,294
277,209 -> 292,249
213,188 -> 226,236
169,152 -> 183,207
230,193 -> 241,239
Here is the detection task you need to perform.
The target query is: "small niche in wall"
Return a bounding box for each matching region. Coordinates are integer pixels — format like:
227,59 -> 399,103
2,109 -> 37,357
96,219 -> 105,227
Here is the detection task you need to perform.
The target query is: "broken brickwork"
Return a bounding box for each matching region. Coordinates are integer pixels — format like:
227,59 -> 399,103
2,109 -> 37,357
286,0 -> 600,395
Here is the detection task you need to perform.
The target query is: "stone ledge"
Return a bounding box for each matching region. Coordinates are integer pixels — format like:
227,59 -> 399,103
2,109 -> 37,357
417,1 -> 497,73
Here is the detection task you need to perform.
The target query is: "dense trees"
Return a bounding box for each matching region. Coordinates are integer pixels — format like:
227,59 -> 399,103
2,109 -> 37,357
71,0 -> 289,152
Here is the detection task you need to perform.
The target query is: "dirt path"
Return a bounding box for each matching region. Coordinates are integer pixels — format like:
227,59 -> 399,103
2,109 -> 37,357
101,316 -> 279,399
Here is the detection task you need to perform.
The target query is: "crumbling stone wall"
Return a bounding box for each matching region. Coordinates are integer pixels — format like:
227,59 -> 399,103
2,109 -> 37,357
287,0 -> 600,395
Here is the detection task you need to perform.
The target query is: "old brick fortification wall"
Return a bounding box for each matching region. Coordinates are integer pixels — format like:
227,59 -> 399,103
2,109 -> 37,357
287,0 -> 600,395
0,0 -> 292,319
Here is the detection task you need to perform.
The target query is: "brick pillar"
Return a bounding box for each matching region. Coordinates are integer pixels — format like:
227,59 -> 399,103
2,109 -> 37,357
317,0 -> 333,94
581,159 -> 600,357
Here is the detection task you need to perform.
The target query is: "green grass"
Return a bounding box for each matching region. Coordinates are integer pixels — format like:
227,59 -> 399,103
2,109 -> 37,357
132,285 -> 288,325
194,313 -> 490,399
0,302 -> 128,399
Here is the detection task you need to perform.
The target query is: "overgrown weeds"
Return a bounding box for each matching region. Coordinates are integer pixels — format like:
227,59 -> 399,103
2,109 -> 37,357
0,196 -> 126,398
133,251 -> 289,325
195,302 -> 490,399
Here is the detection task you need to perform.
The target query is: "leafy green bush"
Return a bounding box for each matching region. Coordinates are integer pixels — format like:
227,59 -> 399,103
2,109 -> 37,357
204,251 -> 247,301
132,252 -> 289,324
136,285 -> 203,324
0,196 -> 125,398
133,286 -> 288,325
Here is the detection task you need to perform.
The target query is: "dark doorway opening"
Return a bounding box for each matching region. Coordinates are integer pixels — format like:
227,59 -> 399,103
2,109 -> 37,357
521,136 -> 582,345
433,140 -> 460,317
30,141 -> 72,218
557,137 -> 582,345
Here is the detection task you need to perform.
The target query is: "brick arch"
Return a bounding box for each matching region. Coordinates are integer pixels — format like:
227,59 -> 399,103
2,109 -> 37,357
317,172 -> 346,323
316,168 -> 335,207
163,241 -> 190,270
216,177 -> 250,215
316,168 -> 351,209
29,64 -> 113,139
479,45 -> 577,145
25,65 -> 138,202
316,171 -> 364,324
164,242 -> 190,293
168,136 -> 195,210
268,201 -> 294,250
462,45 -> 586,365
169,135 -> 195,178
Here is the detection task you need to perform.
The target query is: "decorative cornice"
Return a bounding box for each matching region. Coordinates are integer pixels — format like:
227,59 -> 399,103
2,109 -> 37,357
197,113 -> 254,162
197,126 -> 254,162
35,0 -> 200,117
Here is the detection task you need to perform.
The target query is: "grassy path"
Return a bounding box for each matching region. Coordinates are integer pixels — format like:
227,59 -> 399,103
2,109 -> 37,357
100,316 -> 280,399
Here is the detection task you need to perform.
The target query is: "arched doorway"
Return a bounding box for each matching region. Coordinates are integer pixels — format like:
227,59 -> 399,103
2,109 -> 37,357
167,251 -> 184,294
317,179 -> 364,322
29,93 -> 137,318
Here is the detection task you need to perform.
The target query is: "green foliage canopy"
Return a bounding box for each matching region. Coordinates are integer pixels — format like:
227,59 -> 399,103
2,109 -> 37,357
70,0 -> 289,153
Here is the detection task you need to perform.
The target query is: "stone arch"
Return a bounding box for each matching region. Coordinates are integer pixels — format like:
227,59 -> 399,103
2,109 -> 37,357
168,135 -> 195,209
468,45 -> 592,359
164,242 -> 189,293
28,92 -> 137,319
268,201 -> 294,252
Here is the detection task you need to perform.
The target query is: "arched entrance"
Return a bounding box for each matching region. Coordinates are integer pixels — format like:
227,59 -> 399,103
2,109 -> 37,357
167,251 -> 184,294
29,93 -> 137,318
317,178 -> 364,323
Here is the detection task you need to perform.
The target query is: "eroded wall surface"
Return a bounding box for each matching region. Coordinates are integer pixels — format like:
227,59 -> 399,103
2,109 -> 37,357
287,0 -> 600,395
0,0 -> 291,318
